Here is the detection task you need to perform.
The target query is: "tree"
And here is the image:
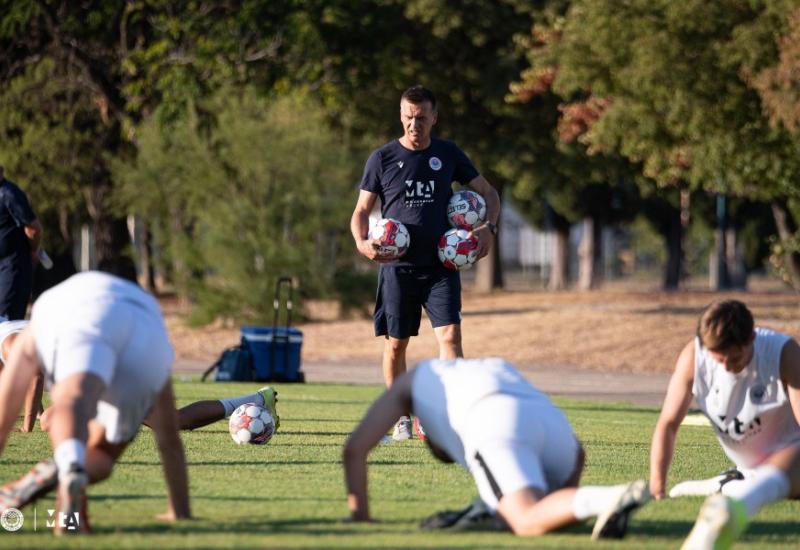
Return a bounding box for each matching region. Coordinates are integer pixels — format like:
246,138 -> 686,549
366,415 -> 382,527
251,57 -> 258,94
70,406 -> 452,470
516,0 -> 800,288
117,89 -> 364,322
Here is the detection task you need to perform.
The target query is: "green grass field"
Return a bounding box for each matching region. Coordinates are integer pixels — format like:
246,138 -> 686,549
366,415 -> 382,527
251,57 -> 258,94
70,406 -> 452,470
0,379 -> 798,549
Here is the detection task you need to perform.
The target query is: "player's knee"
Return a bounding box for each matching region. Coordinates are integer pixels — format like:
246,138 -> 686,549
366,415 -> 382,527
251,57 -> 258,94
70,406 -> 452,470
384,337 -> 409,354
436,326 -> 461,348
505,515 -> 549,537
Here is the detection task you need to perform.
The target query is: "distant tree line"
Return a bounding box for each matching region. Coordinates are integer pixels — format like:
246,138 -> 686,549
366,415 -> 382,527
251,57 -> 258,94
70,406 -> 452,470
1,1 -> 799,321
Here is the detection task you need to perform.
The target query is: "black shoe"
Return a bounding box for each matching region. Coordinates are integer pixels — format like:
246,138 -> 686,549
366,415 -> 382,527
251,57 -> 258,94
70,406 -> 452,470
716,467 -> 744,491
420,499 -> 507,532
592,480 -> 651,540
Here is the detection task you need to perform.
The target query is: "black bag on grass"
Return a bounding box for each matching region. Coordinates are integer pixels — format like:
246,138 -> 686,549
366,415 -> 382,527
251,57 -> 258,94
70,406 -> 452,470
201,342 -> 254,382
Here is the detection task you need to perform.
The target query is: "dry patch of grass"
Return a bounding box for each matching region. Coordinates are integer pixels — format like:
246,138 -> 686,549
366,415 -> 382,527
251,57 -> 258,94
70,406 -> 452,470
164,278 -> 800,374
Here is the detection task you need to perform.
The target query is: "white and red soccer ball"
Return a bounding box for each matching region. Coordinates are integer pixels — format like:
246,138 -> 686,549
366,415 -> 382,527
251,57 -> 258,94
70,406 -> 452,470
447,190 -> 486,231
229,403 -> 276,445
369,218 -> 410,259
438,228 -> 479,271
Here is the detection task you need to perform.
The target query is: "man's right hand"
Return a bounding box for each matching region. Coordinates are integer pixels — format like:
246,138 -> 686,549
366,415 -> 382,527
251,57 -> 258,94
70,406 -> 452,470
356,238 -> 394,263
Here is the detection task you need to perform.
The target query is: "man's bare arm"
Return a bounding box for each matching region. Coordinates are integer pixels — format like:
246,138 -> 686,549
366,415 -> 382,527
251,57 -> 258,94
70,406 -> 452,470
650,340 -> 695,499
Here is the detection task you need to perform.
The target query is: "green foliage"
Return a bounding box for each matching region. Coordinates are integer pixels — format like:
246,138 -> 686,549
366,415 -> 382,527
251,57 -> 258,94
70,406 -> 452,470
116,89 -> 364,323
3,380 -> 799,548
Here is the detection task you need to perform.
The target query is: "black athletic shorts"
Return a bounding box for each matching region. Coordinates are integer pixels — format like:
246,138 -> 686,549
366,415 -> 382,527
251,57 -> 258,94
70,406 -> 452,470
374,265 -> 461,339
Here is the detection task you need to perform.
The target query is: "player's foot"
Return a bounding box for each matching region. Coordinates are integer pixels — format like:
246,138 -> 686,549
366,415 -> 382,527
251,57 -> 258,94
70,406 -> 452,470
257,386 -> 280,431
392,416 -> 412,441
420,498 -> 505,531
681,494 -> 747,550
0,458 -> 58,510
54,467 -> 90,535
413,416 -> 426,441
669,468 -> 745,498
592,479 -> 651,540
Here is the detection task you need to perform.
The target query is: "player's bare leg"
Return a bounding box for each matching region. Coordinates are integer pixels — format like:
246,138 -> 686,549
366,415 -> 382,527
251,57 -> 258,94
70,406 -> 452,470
47,372 -> 105,534
173,400 -> 226,430
382,336 -> 409,387
434,324 -> 463,359
383,336 -> 412,440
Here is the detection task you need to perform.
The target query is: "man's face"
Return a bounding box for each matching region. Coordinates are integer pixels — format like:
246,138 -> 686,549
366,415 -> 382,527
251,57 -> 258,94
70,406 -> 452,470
709,341 -> 754,374
400,99 -> 437,149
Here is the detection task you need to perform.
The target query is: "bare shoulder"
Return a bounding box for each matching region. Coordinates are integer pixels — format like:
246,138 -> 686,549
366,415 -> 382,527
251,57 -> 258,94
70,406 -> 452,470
674,339 -> 696,377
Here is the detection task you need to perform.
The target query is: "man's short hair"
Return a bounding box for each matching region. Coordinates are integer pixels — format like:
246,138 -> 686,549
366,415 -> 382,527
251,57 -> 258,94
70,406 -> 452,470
697,300 -> 754,351
401,85 -> 437,111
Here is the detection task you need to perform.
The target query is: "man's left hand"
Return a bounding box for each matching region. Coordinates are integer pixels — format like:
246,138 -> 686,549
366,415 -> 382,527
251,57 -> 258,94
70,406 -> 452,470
469,224 -> 495,260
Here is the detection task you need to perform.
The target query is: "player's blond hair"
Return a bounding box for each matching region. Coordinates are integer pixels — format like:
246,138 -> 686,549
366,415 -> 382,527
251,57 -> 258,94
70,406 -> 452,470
697,300 -> 754,351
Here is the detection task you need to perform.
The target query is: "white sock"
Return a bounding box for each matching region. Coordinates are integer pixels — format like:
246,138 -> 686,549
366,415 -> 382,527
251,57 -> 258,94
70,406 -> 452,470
572,484 -> 629,520
722,465 -> 790,518
54,439 -> 86,478
219,392 -> 264,417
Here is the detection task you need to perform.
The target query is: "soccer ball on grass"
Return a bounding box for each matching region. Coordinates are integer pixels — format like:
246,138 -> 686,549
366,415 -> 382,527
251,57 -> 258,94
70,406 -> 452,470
229,403 -> 276,445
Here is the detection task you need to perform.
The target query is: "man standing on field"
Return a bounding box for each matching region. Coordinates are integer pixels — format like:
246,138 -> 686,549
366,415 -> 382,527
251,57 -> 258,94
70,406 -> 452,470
350,85 -> 500,440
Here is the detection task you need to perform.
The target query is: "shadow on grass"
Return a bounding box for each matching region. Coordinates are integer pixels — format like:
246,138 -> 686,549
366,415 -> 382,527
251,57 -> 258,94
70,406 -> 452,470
560,404 -> 660,415
621,518 -> 800,540
91,516 -> 408,536
120,459 -> 421,466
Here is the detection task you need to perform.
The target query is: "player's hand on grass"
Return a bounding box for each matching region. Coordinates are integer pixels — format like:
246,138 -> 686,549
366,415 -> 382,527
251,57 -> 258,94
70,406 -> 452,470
156,511 -> 194,521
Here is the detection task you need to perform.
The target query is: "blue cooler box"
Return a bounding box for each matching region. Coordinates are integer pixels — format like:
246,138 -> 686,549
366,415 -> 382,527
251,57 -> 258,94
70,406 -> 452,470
241,326 -> 304,382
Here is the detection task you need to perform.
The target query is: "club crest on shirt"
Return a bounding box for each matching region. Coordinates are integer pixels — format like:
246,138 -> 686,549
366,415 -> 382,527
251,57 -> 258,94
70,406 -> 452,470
429,157 -> 442,171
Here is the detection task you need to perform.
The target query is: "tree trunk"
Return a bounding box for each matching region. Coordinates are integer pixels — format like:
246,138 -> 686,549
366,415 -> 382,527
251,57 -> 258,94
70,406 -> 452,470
548,223 -> 570,291
709,226 -> 729,290
474,184 -> 504,292
474,234 -> 503,292
85,184 -> 137,282
770,200 -> 800,287
578,216 -> 603,290
726,227 -> 747,289
663,210 -> 683,290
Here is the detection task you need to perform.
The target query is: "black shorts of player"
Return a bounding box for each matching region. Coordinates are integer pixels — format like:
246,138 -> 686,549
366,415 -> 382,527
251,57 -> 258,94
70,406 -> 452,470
374,265 -> 461,339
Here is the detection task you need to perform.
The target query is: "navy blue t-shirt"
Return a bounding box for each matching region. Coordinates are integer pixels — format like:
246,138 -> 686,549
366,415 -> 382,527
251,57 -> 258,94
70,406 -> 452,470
0,179 -> 36,260
359,138 -> 479,266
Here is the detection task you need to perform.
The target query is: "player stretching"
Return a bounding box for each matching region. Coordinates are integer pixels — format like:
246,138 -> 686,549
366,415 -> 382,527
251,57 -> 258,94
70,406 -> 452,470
650,300 -> 800,549
0,317 -> 42,432
344,357 -> 650,539
0,271 -> 191,533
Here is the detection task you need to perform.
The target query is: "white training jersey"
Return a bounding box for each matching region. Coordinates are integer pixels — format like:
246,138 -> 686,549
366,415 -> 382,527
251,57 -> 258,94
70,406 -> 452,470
411,357 -> 557,467
693,328 -> 800,468
0,319 -> 28,364
31,271 -> 168,384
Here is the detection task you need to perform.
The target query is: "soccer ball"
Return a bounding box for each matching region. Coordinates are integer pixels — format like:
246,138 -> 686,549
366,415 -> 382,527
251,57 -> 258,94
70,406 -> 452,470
368,218 -> 410,259
438,228 -> 479,271
229,403 -> 276,445
447,190 -> 486,231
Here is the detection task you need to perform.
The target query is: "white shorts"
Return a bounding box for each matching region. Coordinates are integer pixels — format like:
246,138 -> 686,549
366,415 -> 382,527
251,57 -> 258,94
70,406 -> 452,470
32,298 -> 173,444
461,393 -> 580,511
